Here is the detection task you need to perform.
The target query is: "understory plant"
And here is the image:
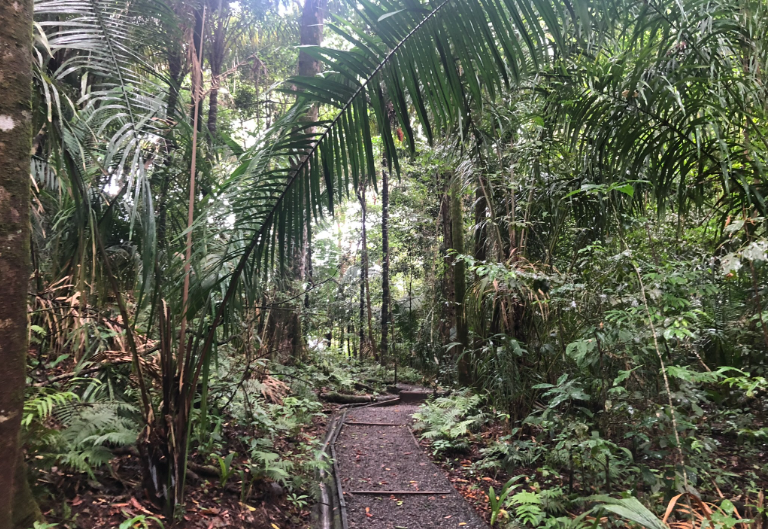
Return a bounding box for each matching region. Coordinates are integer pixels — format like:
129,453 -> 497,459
414,391 -> 486,454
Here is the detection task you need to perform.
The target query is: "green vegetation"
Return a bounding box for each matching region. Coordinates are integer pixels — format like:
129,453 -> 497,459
0,0 -> 765,526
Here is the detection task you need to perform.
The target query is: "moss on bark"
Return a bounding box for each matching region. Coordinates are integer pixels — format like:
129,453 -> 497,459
0,0 -> 34,526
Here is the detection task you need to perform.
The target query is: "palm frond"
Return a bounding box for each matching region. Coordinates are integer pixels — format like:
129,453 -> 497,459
35,0 -> 174,244
189,0 -> 578,373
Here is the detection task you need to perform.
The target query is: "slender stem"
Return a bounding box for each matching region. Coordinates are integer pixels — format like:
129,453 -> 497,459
626,242 -> 688,489
95,227 -> 151,420
179,7 -> 207,385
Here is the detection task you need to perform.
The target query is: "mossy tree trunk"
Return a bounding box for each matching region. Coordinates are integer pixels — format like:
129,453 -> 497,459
207,0 -> 227,138
380,167 -> 390,366
450,180 -> 470,385
0,0 -> 38,526
358,186 -> 376,358
439,175 -> 455,347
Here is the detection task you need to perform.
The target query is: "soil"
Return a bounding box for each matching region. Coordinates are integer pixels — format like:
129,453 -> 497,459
34,405 -> 335,529
335,404 -> 489,529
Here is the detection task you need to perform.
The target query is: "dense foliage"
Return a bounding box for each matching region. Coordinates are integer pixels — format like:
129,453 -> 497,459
4,0 -> 765,525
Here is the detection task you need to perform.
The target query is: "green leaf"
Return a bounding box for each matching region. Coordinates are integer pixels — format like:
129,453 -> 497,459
598,498 -> 667,529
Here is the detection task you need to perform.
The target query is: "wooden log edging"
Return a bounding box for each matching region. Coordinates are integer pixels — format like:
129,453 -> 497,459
346,490 -> 452,495
407,425 -> 423,451
315,410 -> 349,529
344,421 -> 404,426
330,442 -> 348,529
330,409 -> 349,529
339,396 -> 400,409
314,415 -> 337,529
318,395 -> 429,528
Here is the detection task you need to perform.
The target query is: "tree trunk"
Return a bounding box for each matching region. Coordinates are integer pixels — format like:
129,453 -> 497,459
358,188 -> 376,358
298,0 -> 325,86
474,183 -> 487,262
156,23 -> 187,251
380,167 -> 390,365
277,0 -> 327,362
439,177 -> 455,345
207,75 -> 220,138
450,180 -> 470,385
0,0 -> 35,525
320,392 -> 374,404
471,181 -> 487,340
207,0 -> 227,138
359,229 -> 365,359
191,7 -> 205,131
12,459 -> 42,529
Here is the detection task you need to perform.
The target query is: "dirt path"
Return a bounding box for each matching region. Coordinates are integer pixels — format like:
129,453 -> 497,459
334,403 -> 489,529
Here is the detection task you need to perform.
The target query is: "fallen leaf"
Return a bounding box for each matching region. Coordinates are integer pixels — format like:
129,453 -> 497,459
130,498 -> 152,515
459,523 -> 467,526
481,477 -> 493,481
445,515 -> 452,519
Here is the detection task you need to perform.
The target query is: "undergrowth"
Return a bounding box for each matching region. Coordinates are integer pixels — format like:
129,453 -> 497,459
413,376 -> 767,529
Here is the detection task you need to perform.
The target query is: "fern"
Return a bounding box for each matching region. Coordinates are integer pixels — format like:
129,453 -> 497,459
250,450 -> 295,484
540,487 -> 567,515
55,400 -> 140,478
59,446 -> 114,478
23,388 -> 80,427
414,391 -> 485,441
482,436 -> 545,471
509,490 -> 544,527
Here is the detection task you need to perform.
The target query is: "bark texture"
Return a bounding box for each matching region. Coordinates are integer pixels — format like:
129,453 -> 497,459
298,0 -> 325,86
207,0 -> 227,137
191,7 -> 205,131
439,175 -> 455,345
0,0 -> 34,526
450,181 -> 469,385
474,183 -> 487,262
380,168 -> 390,365
266,0 -> 327,361
12,459 -> 42,529
358,188 -> 375,358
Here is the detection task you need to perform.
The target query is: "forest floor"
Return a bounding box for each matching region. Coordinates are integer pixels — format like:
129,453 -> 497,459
37,408 -> 332,529
335,399 -> 489,529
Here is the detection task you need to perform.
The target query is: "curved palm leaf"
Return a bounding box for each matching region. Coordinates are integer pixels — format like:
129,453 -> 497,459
187,0 -> 580,382
35,0 -> 175,229
543,0 -> 767,217
190,0 -> 765,395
